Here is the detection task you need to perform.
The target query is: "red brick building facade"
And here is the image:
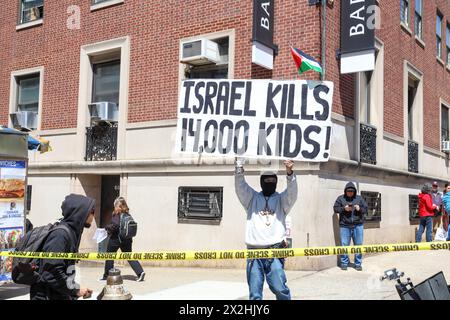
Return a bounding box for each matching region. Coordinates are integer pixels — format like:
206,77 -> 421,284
1,0 -> 450,270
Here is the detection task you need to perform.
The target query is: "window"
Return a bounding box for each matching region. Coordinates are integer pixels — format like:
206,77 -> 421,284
409,194 -> 419,220
447,24 -> 450,66
178,187 -> 223,221
16,74 -> 40,112
408,86 -> 416,140
20,0 -> 43,24
92,60 -> 121,105
442,105 -> 449,142
401,0 -> 409,26
437,12 -> 443,59
359,47 -> 379,124
91,0 -> 124,11
360,71 -> 372,124
9,67 -> 43,131
407,82 -> 417,141
184,37 -> 229,79
361,191 -> 381,221
414,0 -> 423,39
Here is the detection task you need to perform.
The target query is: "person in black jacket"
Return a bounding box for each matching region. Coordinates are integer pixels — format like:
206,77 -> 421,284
30,194 -> 95,300
100,197 -> 145,281
333,182 -> 368,271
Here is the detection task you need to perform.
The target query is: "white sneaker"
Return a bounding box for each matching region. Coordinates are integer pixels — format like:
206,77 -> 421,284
136,272 -> 146,282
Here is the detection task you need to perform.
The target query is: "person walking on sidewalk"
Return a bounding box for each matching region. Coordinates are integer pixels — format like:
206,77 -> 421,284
416,183 -> 438,243
30,194 -> 94,300
235,159 -> 298,300
333,182 -> 368,271
100,197 -> 145,282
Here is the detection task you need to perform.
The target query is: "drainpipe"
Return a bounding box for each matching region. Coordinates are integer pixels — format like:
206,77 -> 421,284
321,0 -> 327,81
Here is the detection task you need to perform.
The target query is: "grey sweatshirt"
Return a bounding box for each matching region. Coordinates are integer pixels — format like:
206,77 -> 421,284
235,172 -> 298,248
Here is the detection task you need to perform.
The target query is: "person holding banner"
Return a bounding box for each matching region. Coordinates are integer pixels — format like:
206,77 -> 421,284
234,158 -> 298,300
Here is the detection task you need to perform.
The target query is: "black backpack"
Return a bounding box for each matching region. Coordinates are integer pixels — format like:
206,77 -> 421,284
119,213 -> 137,240
11,222 -> 71,286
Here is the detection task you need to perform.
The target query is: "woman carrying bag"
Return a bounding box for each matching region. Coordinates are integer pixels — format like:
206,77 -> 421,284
100,197 -> 145,282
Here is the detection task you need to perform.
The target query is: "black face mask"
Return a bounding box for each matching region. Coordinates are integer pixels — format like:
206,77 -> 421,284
261,175 -> 277,197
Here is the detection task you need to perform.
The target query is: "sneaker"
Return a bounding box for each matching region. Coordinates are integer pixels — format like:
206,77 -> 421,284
340,265 -> 348,271
136,272 -> 146,282
99,276 -> 107,281
355,266 -> 363,271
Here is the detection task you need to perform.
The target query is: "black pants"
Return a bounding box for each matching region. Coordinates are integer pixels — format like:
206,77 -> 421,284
103,237 -> 144,277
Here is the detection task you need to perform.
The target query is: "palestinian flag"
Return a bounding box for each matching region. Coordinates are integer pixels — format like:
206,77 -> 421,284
290,47 -> 323,74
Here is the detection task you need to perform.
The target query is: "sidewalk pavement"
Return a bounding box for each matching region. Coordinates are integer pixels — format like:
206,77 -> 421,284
2,250 -> 450,300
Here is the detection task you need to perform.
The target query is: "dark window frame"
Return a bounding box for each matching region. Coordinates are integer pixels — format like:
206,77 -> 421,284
361,191 -> 382,221
92,0 -> 115,5
401,0 -> 410,26
409,194 -> 420,220
19,0 -> 44,25
446,23 -> 450,66
442,104 -> 449,142
414,0 -> 423,39
437,11 -> 443,59
178,187 -> 223,222
91,59 -> 121,105
16,73 -> 40,113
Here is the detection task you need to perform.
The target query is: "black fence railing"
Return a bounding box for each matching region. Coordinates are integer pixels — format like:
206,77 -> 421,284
85,123 -> 118,161
408,140 -> 419,173
360,123 -> 377,165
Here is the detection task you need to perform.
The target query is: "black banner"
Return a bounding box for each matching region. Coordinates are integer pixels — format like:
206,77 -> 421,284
252,0 -> 274,49
341,0 -> 375,54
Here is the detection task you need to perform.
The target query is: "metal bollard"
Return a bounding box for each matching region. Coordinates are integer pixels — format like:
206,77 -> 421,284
97,268 -> 132,300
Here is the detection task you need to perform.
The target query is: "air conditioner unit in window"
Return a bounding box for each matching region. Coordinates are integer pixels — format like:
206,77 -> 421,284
10,111 -> 38,131
180,38 -> 220,65
442,140 -> 450,153
88,102 -> 119,123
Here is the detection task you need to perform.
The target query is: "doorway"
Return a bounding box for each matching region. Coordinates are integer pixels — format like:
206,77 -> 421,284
100,175 -> 120,228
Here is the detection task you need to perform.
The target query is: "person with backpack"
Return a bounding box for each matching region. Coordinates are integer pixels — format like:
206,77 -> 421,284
100,197 -> 145,282
416,183 -> 438,243
19,194 -> 95,300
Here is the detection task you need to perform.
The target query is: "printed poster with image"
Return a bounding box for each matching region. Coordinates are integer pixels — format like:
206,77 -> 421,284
0,160 -> 26,282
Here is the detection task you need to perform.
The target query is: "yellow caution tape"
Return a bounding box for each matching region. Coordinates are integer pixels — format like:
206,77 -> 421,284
1,242 -> 449,261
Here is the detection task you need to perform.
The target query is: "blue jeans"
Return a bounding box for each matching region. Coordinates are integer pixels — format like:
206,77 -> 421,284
416,217 -> 433,243
340,225 -> 364,267
246,258 -> 290,300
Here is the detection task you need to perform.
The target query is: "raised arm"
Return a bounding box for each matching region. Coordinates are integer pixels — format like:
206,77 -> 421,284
280,160 -> 298,215
234,158 -> 257,211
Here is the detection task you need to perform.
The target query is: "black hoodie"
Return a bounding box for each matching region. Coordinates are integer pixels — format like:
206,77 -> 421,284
30,194 -> 95,300
333,182 -> 367,228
